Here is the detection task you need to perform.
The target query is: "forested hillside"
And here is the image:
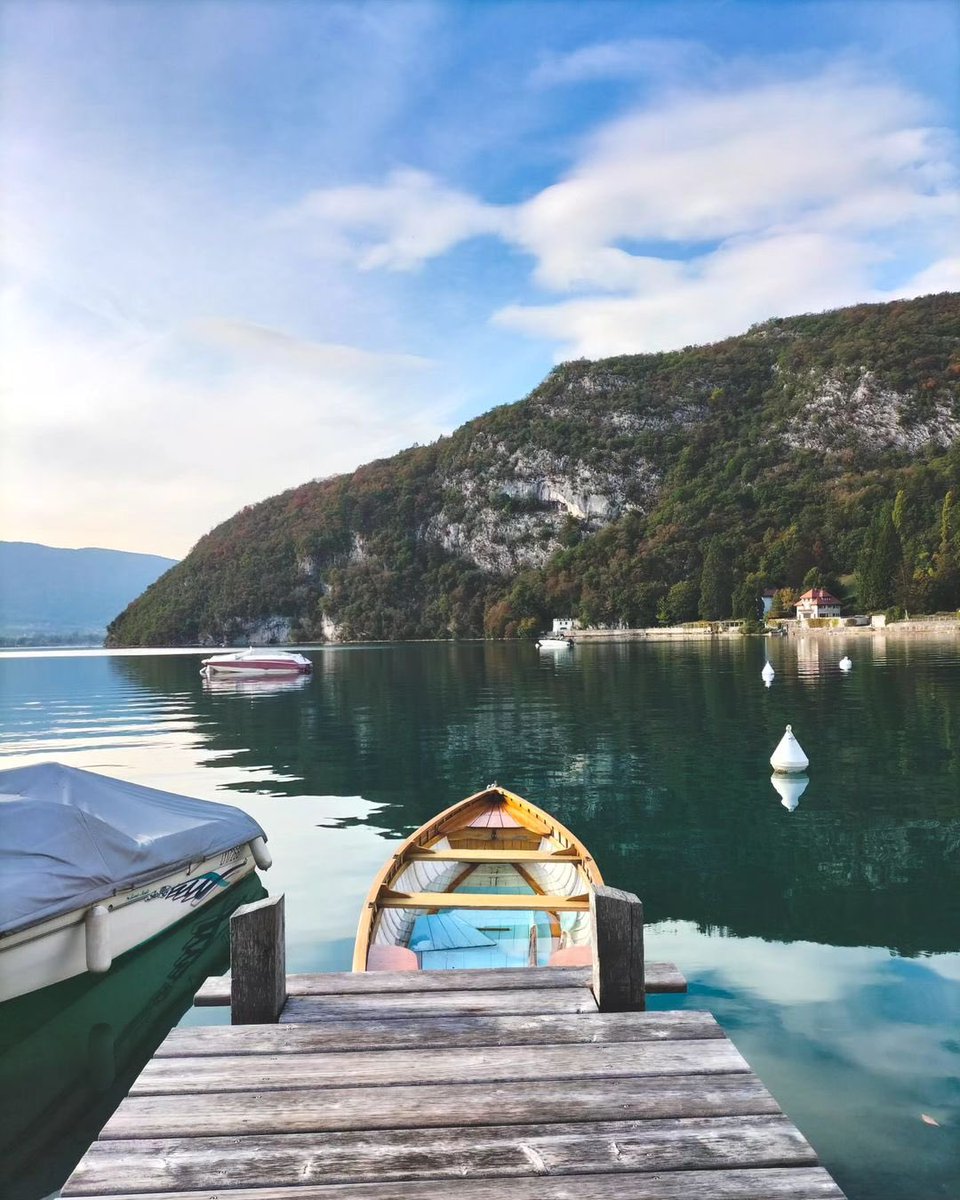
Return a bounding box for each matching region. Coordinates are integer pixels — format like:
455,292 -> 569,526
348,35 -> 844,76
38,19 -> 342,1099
107,293 -> 960,646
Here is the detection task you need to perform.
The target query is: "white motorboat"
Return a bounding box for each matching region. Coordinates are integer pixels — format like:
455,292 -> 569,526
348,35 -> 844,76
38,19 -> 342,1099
201,647 -> 312,676
0,762 -> 272,1002
536,635 -> 573,649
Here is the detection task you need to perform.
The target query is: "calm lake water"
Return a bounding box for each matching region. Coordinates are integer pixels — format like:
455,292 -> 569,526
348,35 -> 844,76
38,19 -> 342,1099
1,637 -> 958,1198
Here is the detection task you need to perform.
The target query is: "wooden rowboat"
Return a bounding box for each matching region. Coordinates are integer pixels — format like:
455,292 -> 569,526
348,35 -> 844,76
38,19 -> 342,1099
353,784 -> 603,972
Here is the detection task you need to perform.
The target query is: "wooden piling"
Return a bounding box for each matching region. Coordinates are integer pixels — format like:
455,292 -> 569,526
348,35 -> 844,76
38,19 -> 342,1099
590,883 -> 645,1011
230,894 -> 286,1024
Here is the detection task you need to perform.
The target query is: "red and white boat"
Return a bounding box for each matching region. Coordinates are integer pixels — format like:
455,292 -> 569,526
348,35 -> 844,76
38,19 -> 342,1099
200,647 -> 312,676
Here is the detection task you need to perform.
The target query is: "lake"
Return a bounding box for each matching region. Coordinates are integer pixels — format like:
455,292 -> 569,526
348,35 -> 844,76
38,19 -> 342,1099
1,637 -> 958,1198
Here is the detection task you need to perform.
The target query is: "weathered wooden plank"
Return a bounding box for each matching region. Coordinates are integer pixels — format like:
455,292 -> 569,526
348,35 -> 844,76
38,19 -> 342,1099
156,1009 -> 723,1057
378,891 -> 591,911
62,1167 -> 846,1200
99,1072 -> 781,1139
230,896 -> 286,1025
591,885 -> 644,1012
194,962 -> 685,1007
65,1114 -> 815,1194
279,986 -> 598,1021
133,1037 -> 748,1095
307,965 -> 592,992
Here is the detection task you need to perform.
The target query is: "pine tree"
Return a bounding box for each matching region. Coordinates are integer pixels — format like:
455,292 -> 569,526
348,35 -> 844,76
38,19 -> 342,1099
856,505 -> 902,610
699,539 -> 732,620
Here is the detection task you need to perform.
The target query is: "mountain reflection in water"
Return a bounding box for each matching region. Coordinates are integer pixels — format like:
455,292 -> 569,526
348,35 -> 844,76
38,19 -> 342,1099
0,638 -> 957,1200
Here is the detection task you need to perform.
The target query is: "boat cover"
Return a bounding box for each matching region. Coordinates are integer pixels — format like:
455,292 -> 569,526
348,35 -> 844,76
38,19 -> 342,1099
0,762 -> 266,936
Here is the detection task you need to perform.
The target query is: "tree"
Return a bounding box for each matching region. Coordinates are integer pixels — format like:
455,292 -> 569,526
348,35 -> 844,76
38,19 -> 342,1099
732,571 -> 767,621
699,539 -> 732,620
770,587 -> 798,618
659,580 -> 699,625
802,566 -> 824,590
856,505 -> 903,611
892,488 -> 907,534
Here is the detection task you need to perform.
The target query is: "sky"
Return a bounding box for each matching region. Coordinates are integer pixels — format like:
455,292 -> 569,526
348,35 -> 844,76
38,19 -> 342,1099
1,0 -> 958,559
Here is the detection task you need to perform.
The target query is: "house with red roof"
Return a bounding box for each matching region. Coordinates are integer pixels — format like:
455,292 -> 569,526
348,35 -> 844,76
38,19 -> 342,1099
795,588 -> 842,621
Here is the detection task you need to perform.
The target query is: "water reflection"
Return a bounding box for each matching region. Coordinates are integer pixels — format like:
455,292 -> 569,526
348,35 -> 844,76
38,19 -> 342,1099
2,641 -> 958,1200
202,672 -> 313,696
5,641 -> 957,957
771,773 -> 809,811
0,873 -> 266,1200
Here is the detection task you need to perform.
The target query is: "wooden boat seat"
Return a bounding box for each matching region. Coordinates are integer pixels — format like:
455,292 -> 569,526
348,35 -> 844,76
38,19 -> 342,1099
366,945 -> 419,971
548,945 -> 593,967
407,848 -> 583,863
378,890 -> 591,912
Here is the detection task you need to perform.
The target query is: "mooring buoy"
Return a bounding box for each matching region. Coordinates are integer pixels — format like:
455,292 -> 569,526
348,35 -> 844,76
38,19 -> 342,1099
770,724 -> 809,774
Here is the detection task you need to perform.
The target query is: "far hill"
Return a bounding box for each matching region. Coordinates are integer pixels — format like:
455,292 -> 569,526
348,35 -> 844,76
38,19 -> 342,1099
107,293 -> 960,647
1,542 -> 178,645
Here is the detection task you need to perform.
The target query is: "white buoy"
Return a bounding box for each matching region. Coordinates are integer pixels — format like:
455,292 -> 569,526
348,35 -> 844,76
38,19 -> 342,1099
839,656 -> 852,671
771,773 -> 809,811
770,724 -> 809,774
761,661 -> 775,684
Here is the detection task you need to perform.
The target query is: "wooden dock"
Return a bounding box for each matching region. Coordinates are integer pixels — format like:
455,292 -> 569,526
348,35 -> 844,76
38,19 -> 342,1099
62,891 -> 845,1200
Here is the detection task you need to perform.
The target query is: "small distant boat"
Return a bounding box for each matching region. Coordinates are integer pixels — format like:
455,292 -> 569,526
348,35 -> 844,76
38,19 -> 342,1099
0,762 -> 272,1002
536,635 -> 573,649
201,647 -> 312,676
354,784 -> 602,972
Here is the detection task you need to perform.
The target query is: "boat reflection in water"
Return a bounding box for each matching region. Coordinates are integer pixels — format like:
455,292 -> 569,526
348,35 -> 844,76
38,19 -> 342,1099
0,873 -> 266,1200
202,671 -> 312,696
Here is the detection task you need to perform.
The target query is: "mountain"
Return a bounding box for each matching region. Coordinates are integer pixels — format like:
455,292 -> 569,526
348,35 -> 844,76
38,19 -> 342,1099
107,293 -> 960,647
0,543 -> 178,644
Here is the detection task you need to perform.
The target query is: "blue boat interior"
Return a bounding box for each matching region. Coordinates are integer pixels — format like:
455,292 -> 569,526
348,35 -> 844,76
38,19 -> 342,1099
409,867 -> 560,970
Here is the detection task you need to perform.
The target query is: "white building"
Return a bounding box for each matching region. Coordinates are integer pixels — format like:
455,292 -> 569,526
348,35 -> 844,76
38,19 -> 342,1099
795,588 -> 842,621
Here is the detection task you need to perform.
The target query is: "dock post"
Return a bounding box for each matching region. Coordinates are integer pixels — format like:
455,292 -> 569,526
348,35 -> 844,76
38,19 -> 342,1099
590,884 -> 645,1011
230,894 -> 286,1024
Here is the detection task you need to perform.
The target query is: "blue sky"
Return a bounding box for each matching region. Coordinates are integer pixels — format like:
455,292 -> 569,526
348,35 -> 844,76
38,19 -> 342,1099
2,0 -> 958,557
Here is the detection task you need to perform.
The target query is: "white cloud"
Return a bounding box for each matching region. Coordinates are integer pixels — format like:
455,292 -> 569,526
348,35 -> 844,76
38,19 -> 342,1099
895,254 -> 960,296
287,66 -> 957,358
510,70 -> 952,279
279,167 -> 512,271
530,37 -> 713,87
499,69 -> 957,354
495,228 -> 879,357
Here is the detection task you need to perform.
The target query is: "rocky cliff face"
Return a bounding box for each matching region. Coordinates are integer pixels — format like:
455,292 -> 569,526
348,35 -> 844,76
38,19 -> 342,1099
427,438 -> 662,574
783,368 -> 960,456
107,293 -> 960,647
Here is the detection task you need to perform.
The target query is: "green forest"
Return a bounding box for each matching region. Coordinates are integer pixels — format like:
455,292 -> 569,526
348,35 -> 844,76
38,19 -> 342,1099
108,292 -> 960,646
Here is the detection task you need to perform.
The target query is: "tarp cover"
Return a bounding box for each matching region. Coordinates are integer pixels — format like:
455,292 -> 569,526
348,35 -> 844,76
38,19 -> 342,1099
0,762 -> 266,936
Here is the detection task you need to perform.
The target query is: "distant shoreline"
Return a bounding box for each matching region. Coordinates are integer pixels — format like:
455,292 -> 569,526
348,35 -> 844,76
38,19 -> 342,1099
571,617 -> 959,643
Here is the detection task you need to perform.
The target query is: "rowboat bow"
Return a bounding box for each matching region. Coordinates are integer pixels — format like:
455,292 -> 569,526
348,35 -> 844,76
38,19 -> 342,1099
353,785 -> 602,972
